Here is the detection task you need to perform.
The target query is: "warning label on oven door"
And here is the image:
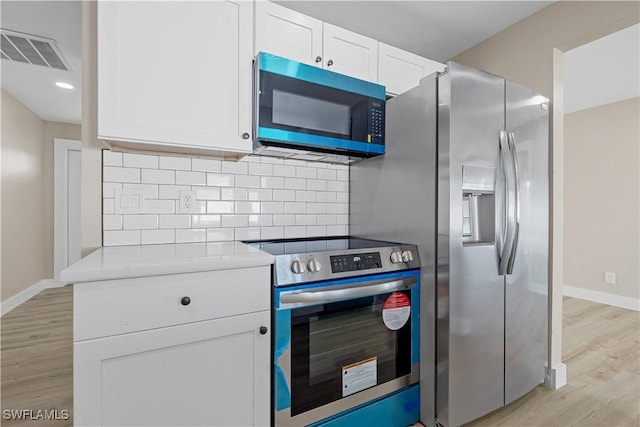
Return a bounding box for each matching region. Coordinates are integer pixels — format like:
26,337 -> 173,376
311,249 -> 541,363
342,357 -> 377,397
382,292 -> 411,330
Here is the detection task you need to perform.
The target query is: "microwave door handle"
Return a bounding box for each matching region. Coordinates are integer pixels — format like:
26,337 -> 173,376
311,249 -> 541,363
279,277 -> 417,308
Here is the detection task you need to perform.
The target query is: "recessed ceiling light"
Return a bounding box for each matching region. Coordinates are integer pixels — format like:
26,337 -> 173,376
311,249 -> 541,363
55,82 -> 74,90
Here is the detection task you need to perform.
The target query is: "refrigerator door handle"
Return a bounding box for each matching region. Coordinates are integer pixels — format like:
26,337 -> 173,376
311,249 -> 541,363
506,132 -> 521,274
498,131 -> 515,275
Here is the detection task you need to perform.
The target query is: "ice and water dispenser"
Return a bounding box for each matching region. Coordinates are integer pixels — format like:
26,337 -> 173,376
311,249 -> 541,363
462,165 -> 495,245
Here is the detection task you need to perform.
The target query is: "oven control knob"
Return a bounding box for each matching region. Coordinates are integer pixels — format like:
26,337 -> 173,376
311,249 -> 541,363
401,250 -> 414,263
291,260 -> 306,274
390,251 -> 403,264
307,259 -> 322,273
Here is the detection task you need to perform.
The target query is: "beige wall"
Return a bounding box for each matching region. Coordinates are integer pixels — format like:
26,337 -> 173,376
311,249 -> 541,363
452,1 -> 640,372
564,98 -> 639,299
1,90 -> 81,302
1,91 -> 47,301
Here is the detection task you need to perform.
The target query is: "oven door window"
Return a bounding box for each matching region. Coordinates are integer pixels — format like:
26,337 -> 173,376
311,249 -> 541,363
289,290 -> 412,416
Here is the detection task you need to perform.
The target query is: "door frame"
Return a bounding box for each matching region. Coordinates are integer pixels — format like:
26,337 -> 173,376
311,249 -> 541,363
54,138 -> 82,282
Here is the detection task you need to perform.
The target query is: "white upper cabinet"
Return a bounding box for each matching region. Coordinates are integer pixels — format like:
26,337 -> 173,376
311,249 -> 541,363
98,1 -> 253,158
255,1 -> 323,66
322,23 -> 378,82
255,2 -> 378,82
378,42 -> 446,96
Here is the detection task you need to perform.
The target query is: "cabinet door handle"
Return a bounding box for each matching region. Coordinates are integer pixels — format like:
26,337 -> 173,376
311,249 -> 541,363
259,326 -> 268,335
180,296 -> 191,306
326,59 -> 334,67
242,132 -> 250,139
315,56 -> 322,63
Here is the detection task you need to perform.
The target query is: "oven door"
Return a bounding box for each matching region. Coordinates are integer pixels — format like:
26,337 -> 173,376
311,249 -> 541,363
274,270 -> 420,426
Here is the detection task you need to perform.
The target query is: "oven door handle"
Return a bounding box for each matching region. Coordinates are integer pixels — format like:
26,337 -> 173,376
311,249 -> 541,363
279,276 -> 416,308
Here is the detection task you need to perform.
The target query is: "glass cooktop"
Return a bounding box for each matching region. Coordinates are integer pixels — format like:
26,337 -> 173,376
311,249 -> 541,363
244,236 -> 401,256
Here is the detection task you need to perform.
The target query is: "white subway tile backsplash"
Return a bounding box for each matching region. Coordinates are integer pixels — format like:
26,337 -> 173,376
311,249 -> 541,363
234,174 -> 260,188
144,200 -> 175,214
104,230 -> 140,246
124,153 -> 158,169
221,215 -> 248,228
296,167 -> 317,179
175,229 -> 206,243
159,215 -> 191,229
159,156 -> 191,171
191,215 -> 221,228
221,188 -> 248,201
123,183 -> 159,199
273,164 -> 296,177
104,166 -> 140,183
160,185 -> 191,199
103,150 -> 123,167
261,227 -> 284,239
273,214 -> 296,226
284,202 -> 306,214
176,171 -> 206,186
207,201 -> 235,214
284,177 -> 306,190
234,227 -> 261,241
103,215 -> 123,230
221,161 -> 248,175
235,202 -> 261,214
317,169 -> 337,180
142,229 -> 175,244
261,176 -> 285,189
206,228 -> 235,242
104,155 -> 351,245
193,187 -> 221,201
207,173 -> 235,187
273,189 -> 296,202
249,163 -> 273,176
249,215 -> 273,227
142,169 -> 174,185
192,158 -> 221,173
123,215 -> 159,230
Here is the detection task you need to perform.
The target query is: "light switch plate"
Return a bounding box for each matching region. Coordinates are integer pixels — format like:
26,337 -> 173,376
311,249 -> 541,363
114,189 -> 145,214
604,271 -> 616,285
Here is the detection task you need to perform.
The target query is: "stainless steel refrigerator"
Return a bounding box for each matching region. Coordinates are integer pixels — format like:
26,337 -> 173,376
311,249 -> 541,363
350,61 -> 549,427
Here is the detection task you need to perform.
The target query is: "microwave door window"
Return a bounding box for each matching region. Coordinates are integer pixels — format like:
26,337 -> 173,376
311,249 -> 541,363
272,90 -> 350,137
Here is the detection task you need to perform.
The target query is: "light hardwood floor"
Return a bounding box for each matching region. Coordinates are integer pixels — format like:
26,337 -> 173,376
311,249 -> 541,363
1,287 -> 638,426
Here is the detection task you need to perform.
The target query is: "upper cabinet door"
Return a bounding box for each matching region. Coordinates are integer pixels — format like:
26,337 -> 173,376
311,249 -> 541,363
98,1 -> 253,156
255,1 -> 323,66
322,23 -> 378,82
378,42 -> 446,96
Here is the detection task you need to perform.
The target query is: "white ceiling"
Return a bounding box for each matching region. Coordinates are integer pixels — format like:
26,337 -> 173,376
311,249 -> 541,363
1,1 -> 81,124
563,23 -> 640,114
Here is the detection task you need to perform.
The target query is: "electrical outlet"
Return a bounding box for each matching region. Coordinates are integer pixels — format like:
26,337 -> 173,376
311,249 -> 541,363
605,271 -> 616,285
179,190 -> 197,214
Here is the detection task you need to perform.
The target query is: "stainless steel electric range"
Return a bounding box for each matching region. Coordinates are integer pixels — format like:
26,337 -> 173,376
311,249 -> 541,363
246,236 -> 421,427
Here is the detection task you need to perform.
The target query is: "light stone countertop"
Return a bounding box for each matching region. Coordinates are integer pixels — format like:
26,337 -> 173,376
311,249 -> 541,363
60,242 -> 274,284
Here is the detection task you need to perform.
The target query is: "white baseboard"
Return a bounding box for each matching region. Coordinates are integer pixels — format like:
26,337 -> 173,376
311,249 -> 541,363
563,285 -> 640,311
544,363 -> 567,389
1,279 -> 66,316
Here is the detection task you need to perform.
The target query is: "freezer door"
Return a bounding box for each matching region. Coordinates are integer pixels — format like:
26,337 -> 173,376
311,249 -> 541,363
436,62 -> 505,427
504,80 -> 549,404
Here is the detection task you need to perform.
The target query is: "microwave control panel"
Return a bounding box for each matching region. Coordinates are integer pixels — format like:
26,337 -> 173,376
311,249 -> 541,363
369,101 -> 385,144
330,252 -> 382,273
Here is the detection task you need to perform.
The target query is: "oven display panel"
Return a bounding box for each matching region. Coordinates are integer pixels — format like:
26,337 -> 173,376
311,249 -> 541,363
330,252 -> 382,273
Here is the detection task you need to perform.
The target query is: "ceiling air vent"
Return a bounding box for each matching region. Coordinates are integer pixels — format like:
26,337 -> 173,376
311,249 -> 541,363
0,29 -> 70,71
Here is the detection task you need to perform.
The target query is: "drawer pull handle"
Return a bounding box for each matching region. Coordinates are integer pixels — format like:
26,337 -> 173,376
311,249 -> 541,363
180,296 -> 191,306
259,326 -> 268,335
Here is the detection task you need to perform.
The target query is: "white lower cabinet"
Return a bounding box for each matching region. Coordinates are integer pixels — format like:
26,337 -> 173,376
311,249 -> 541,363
73,267 -> 271,426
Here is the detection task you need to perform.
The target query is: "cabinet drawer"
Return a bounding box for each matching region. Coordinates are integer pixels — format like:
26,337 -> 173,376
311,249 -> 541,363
74,266 -> 270,341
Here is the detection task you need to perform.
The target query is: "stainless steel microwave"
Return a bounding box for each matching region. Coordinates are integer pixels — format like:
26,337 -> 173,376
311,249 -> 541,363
253,52 -> 386,164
